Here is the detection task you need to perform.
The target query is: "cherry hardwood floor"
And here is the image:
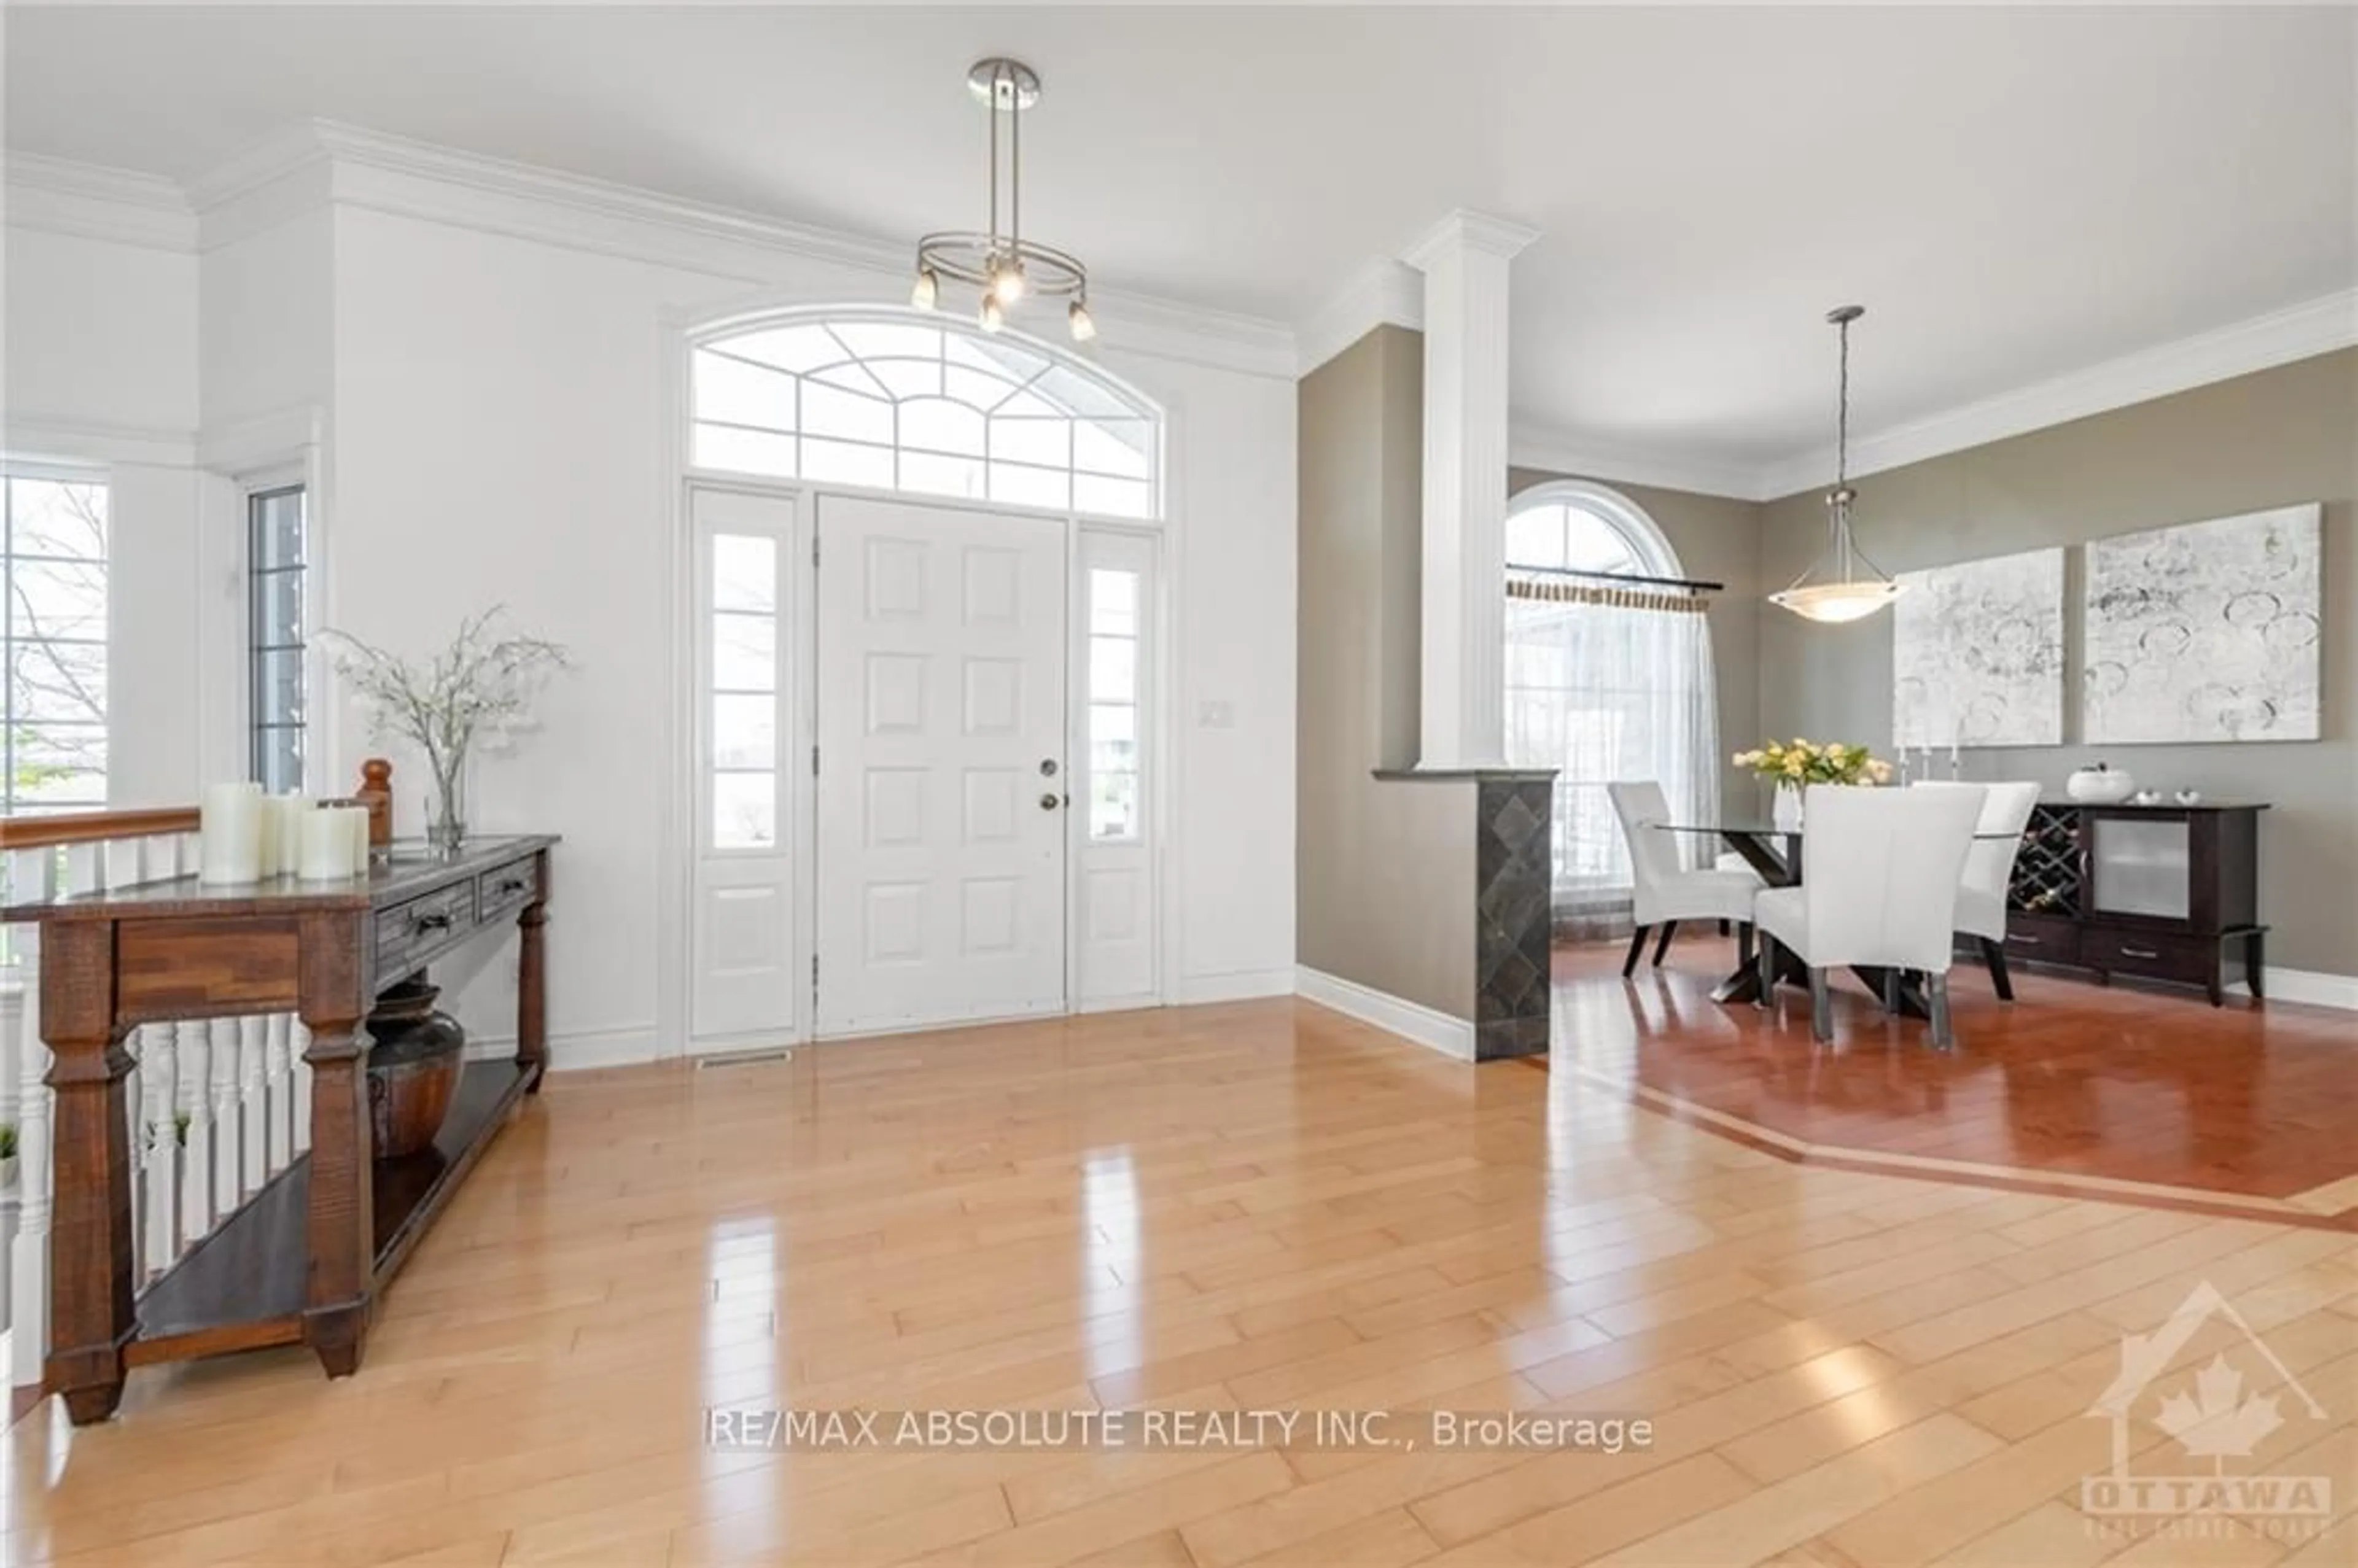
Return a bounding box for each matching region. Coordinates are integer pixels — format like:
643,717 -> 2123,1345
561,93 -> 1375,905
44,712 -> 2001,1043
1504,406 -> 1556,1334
6,998 -> 2354,1567
1555,934 -> 2358,1222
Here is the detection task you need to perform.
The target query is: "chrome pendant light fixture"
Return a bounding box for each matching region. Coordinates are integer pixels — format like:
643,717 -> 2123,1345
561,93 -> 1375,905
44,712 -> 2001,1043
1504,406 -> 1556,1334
1770,305 -> 1905,623
911,58 -> 1095,341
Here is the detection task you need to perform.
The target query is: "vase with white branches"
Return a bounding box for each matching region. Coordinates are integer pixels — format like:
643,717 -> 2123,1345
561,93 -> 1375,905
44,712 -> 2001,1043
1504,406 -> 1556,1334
321,608 -> 570,852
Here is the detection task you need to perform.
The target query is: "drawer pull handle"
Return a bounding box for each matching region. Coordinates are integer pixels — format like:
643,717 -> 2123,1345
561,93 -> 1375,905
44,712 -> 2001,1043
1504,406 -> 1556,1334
2120,945 -> 2160,960
411,912 -> 454,935
495,879 -> 531,897
2008,934 -> 2041,946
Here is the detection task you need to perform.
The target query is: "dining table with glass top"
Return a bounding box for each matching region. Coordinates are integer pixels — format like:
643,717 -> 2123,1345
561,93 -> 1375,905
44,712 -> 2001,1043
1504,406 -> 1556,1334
1654,818 -> 2017,1017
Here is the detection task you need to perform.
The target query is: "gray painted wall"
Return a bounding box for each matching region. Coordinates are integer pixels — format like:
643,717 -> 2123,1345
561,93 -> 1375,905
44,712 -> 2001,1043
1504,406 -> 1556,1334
1759,348 -> 2358,976
1297,326 -> 1478,1017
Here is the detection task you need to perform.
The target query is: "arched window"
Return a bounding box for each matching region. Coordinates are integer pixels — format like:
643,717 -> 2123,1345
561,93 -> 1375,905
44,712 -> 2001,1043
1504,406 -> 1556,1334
690,312 -> 1160,519
1503,482 -> 1721,936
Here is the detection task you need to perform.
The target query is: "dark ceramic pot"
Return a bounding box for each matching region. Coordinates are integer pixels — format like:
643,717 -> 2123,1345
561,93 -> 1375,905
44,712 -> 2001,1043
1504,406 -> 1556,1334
365,979 -> 465,1159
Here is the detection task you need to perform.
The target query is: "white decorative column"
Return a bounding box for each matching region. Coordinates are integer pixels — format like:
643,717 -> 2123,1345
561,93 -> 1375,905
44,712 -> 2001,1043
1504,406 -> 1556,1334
1405,211 -> 1537,770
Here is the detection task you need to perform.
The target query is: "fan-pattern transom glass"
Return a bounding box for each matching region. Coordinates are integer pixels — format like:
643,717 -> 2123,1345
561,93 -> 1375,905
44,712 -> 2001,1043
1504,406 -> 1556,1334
691,316 -> 1159,520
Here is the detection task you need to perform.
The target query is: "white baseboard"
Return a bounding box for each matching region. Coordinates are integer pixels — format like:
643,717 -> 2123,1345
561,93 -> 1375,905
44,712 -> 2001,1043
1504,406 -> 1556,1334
1175,968 -> 1296,1005
464,1027 -> 659,1073
2224,966 -> 2358,1012
1294,966 -> 1476,1061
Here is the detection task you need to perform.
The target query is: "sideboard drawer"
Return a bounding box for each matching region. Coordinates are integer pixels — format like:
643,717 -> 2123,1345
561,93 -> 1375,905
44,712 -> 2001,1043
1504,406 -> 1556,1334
376,880 -> 479,978
1999,914 -> 2080,967
2082,925 -> 2211,985
477,854 -> 540,923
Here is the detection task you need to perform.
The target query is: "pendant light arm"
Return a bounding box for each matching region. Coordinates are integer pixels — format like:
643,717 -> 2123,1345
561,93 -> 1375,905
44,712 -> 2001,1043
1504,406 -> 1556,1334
1768,303 -> 1905,623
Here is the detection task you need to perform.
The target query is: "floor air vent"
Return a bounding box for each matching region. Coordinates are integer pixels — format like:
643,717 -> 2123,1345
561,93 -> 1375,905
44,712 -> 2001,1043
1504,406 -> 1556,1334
695,1047 -> 794,1070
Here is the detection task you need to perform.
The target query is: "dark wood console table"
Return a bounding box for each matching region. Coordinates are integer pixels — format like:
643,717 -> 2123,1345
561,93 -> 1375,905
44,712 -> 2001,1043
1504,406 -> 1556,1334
3,834 -> 556,1424
1985,802 -> 2265,1006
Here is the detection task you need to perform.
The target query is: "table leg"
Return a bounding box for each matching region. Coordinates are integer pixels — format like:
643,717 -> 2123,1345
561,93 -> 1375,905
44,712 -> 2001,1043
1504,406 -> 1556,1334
2244,931 -> 2267,1001
42,919 -> 136,1426
299,911 -> 373,1380
1853,966 -> 1931,1019
518,867 -> 548,1092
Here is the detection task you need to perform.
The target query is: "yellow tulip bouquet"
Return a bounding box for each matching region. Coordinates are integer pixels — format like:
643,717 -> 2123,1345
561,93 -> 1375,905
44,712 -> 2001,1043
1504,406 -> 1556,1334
1732,738 -> 1893,786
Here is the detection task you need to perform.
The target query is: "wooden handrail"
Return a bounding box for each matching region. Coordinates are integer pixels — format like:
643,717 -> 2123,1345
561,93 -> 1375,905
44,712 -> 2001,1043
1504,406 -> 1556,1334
0,806 -> 200,851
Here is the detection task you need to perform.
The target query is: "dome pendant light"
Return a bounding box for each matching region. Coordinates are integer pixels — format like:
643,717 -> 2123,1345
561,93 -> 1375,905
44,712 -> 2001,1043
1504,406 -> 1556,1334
911,59 -> 1094,341
1770,305 -> 1907,624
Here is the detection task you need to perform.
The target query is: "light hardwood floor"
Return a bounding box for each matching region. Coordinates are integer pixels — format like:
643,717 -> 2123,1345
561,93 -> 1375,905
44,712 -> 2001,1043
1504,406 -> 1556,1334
5,997 -> 2354,1567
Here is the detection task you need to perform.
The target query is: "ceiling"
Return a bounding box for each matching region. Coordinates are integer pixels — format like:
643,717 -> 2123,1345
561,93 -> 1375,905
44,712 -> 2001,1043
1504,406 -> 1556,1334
7,5 -> 2354,478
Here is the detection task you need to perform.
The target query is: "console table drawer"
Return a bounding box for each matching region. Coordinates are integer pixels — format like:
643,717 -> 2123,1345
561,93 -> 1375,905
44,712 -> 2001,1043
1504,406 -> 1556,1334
376,880 -> 479,977
2000,914 -> 2080,966
2083,925 -> 2211,984
477,855 -> 540,923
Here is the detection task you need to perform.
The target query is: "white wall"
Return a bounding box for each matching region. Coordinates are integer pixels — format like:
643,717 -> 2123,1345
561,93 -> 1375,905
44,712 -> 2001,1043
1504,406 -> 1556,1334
323,202 -> 1296,1059
2,146 -> 1298,1064
1,223 -> 205,807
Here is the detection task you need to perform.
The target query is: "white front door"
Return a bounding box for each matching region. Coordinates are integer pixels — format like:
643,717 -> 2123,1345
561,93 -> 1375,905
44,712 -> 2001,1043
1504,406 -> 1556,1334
815,495 -> 1068,1034
688,486 -> 801,1049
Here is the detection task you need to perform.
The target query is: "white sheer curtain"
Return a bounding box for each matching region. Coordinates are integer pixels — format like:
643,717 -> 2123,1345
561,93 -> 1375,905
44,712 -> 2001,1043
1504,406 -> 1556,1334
1504,586 -> 1721,939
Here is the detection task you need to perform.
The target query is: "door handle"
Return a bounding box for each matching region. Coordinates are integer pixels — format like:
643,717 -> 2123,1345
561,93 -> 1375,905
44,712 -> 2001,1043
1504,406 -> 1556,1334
2120,945 -> 2160,960
1039,793 -> 1061,811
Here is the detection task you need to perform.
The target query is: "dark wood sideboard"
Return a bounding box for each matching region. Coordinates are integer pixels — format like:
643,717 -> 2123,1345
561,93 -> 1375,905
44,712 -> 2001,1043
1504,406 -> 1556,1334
1983,802 -> 2265,1006
2,834 -> 556,1424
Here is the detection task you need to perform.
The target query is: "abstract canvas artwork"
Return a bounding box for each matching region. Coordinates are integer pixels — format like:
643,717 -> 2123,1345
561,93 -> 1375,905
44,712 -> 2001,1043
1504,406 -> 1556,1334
1892,546 -> 2065,747
2083,505 -> 2322,744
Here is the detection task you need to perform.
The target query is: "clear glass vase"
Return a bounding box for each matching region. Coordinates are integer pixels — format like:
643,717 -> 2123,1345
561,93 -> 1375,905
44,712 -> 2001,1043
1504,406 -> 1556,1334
427,756 -> 468,854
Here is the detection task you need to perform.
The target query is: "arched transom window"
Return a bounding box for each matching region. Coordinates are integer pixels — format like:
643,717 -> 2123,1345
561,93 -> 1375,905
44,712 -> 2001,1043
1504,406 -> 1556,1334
1506,491 -> 1679,578
691,314 -> 1160,519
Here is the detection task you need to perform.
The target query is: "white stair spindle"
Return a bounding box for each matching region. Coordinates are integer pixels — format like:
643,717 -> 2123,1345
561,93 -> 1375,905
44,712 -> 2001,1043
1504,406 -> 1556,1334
237,1015 -> 267,1197
124,1025 -> 144,1284
209,1019 -> 239,1225
265,1013 -> 294,1175
176,1019 -> 210,1242
7,845 -> 61,1394
292,1020 -> 313,1155
140,1022 -> 180,1275
0,942 -> 18,1329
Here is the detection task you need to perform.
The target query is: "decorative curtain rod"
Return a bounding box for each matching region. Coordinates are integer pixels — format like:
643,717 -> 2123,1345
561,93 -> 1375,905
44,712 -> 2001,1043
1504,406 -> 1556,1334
1504,562 -> 1724,594
1506,577 -> 1708,615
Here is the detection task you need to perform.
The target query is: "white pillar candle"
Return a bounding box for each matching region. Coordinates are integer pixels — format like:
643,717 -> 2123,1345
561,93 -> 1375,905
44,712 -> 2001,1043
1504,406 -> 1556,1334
199,782 -> 265,885
273,794 -> 308,878
344,805 -> 373,875
298,807 -> 353,882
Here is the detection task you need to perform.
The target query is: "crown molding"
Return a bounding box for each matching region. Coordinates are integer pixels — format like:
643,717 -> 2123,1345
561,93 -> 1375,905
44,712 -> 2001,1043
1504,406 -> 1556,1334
1,414 -> 196,468
1401,209 -> 1540,270
182,120 -> 1295,379
2,152 -> 198,251
1296,258 -> 1424,377
1507,423 -> 1765,503
1755,287 -> 2358,501
197,405 -> 323,476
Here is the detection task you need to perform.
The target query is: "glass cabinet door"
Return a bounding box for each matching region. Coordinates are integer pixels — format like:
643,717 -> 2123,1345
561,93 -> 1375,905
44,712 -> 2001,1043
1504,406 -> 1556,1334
2087,815 -> 2192,921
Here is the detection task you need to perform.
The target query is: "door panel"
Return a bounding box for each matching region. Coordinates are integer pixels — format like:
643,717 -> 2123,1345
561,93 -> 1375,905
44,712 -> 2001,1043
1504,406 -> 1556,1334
817,496 -> 1067,1034
689,488 -> 800,1047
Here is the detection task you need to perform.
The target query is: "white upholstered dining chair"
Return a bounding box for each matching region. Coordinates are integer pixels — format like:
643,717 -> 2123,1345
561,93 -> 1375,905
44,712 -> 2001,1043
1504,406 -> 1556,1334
1607,780 -> 1761,978
1752,783 -> 1985,1049
1913,779 -> 2042,1000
